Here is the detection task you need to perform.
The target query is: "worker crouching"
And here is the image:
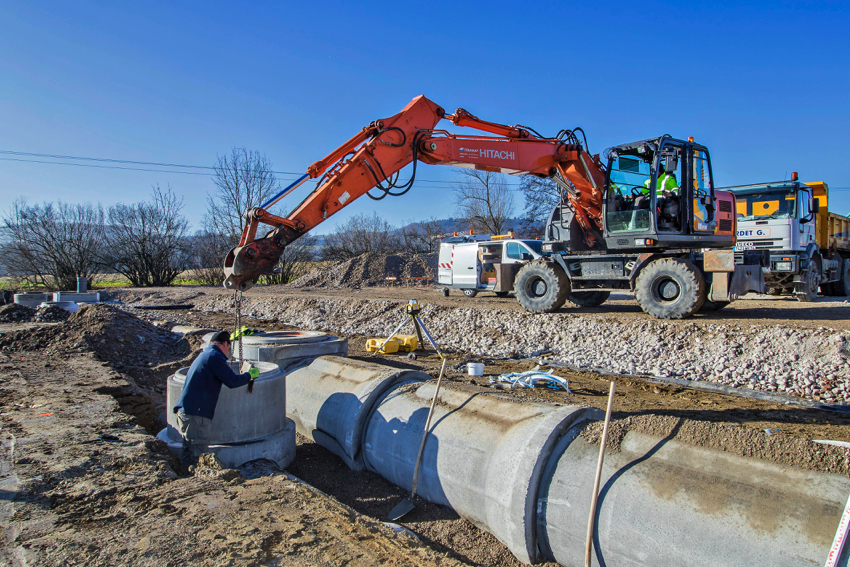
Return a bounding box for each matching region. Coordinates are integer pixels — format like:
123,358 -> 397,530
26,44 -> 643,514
172,330 -> 259,471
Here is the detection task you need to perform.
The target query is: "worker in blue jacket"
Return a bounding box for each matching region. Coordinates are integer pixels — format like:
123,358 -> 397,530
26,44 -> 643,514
173,330 -> 259,471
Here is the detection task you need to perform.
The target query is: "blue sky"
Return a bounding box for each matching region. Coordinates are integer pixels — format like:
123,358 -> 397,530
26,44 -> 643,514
2,0 -> 849,233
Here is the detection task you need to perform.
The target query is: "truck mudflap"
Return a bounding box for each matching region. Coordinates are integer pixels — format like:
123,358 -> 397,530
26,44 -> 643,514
703,249 -> 765,302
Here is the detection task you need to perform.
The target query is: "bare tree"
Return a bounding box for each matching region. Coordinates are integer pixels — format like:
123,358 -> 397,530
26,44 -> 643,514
400,217 -> 446,254
206,147 -> 280,241
261,233 -> 318,285
191,229 -> 232,286
452,168 -> 516,235
321,212 -> 401,261
518,176 -> 561,238
1,199 -> 105,290
103,186 -> 191,287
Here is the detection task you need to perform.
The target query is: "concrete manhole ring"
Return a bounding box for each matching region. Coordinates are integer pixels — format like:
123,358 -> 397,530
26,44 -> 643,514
241,331 -> 331,345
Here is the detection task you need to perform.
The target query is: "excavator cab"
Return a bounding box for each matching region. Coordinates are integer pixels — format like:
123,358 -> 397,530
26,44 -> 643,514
602,135 -> 720,250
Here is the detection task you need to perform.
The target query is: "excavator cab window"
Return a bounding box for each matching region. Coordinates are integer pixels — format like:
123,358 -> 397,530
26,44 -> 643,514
605,154 -> 653,232
690,147 -> 715,232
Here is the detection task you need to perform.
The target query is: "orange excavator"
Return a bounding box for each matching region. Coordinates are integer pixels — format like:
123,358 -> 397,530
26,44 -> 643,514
223,95 -> 764,319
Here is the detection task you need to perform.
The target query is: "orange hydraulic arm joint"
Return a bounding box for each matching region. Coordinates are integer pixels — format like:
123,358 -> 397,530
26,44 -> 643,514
223,95 -> 446,291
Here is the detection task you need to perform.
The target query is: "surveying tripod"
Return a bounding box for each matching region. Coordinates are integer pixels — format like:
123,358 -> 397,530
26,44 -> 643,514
374,300 -> 444,359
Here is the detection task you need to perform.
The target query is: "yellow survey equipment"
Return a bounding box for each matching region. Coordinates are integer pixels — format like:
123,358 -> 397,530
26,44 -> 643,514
366,337 -> 400,354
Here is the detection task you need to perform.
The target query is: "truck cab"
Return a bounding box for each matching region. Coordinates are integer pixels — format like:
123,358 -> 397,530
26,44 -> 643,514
727,176 -> 850,301
438,237 -> 543,297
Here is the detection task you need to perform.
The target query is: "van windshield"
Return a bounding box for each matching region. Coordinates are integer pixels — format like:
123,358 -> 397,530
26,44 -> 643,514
522,240 -> 543,255
733,188 -> 796,221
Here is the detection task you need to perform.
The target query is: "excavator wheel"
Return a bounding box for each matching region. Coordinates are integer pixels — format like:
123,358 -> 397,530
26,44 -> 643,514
634,258 -> 706,319
515,260 -> 570,313
568,291 -> 610,308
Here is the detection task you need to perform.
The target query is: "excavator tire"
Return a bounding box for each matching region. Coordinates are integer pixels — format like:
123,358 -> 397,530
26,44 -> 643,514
567,291 -> 611,308
515,261 -> 570,313
795,267 -> 819,302
635,258 -> 706,319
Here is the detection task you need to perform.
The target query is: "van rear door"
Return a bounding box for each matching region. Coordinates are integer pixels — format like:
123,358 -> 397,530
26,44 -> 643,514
438,244 -> 454,285
452,244 -> 480,287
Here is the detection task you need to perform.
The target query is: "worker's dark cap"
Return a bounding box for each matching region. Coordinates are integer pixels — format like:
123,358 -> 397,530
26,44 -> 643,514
211,331 -> 231,344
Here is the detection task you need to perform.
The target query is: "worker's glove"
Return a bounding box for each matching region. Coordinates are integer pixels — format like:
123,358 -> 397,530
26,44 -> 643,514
249,367 -> 260,380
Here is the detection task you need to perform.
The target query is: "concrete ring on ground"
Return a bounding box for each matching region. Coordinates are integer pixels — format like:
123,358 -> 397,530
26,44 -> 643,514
286,356 -> 429,470
166,361 -> 287,445
241,331 -> 332,345
362,382 -> 601,564
536,428 -> 850,567
236,331 -> 349,371
13,293 -> 53,308
158,419 -> 296,470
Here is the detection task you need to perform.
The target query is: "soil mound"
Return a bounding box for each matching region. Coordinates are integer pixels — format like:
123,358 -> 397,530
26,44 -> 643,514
0,303 -> 189,366
289,252 -> 437,288
0,303 -> 35,322
34,304 -> 71,323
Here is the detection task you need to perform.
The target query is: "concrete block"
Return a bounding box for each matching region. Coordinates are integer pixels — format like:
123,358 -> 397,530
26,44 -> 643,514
157,419 -> 296,469
286,356 -> 428,470
166,361 -> 286,445
362,382 -> 600,564
53,291 -> 100,303
537,429 -> 850,567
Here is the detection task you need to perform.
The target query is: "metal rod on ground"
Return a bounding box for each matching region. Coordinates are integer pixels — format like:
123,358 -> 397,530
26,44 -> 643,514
585,381 -> 616,567
388,357 -> 448,521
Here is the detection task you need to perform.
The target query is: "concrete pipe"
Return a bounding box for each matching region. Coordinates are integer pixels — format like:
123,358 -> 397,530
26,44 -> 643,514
536,428 -> 850,567
236,331 -> 348,371
165,361 -> 287,445
286,356 -> 429,470
157,420 -> 295,469
13,293 -> 52,308
362,382 -> 601,564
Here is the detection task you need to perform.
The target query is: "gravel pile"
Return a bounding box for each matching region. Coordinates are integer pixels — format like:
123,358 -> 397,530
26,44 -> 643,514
0,303 -> 36,322
196,295 -> 850,404
288,253 -> 437,288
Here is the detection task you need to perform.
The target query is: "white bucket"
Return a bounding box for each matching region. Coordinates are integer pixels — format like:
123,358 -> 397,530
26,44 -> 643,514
467,362 -> 484,376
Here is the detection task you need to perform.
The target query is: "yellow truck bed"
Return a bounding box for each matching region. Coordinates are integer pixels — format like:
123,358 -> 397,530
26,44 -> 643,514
808,181 -> 850,252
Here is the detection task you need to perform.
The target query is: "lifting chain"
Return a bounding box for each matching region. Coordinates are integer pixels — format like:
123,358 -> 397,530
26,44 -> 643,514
234,290 -> 243,368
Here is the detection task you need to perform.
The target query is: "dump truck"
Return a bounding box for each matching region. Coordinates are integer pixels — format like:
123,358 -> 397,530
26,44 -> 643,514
727,174 -> 850,301
437,234 -> 543,297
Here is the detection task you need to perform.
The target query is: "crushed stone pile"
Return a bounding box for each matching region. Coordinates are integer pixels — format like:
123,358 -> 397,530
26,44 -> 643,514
196,294 -> 850,404
34,304 -> 71,323
0,303 -> 36,322
0,303 -> 189,367
288,252 -> 437,288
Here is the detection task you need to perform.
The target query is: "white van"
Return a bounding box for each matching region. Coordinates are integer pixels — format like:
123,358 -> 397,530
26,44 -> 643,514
438,238 -> 543,297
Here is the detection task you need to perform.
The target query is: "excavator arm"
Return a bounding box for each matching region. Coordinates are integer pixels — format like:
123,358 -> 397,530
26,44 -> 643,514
223,95 -> 606,291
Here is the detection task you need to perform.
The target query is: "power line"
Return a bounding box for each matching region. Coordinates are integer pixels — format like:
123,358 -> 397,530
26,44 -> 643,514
0,149 -> 524,186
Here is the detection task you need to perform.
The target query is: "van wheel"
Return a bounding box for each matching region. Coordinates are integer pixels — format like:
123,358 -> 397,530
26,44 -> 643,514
635,258 -> 706,319
568,291 -> 610,308
462,289 -> 478,298
515,261 -> 570,313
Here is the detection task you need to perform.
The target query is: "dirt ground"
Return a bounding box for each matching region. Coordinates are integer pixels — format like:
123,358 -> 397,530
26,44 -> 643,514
2,287 -> 850,566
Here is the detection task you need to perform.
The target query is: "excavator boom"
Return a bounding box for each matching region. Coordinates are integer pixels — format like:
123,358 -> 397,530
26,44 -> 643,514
223,95 -> 604,291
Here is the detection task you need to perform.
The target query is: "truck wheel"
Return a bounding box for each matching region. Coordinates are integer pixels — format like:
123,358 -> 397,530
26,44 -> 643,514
515,261 -> 570,313
462,289 -> 478,298
700,300 -> 730,312
494,291 -> 510,298
635,258 -> 706,319
795,268 -> 819,302
568,291 -> 611,308
828,259 -> 850,297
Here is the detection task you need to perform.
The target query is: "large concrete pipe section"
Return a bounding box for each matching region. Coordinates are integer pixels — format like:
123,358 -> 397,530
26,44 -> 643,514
286,356 -> 429,470
362,382 -> 602,564
235,331 -> 348,371
536,428 -> 850,566
159,361 -> 295,469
